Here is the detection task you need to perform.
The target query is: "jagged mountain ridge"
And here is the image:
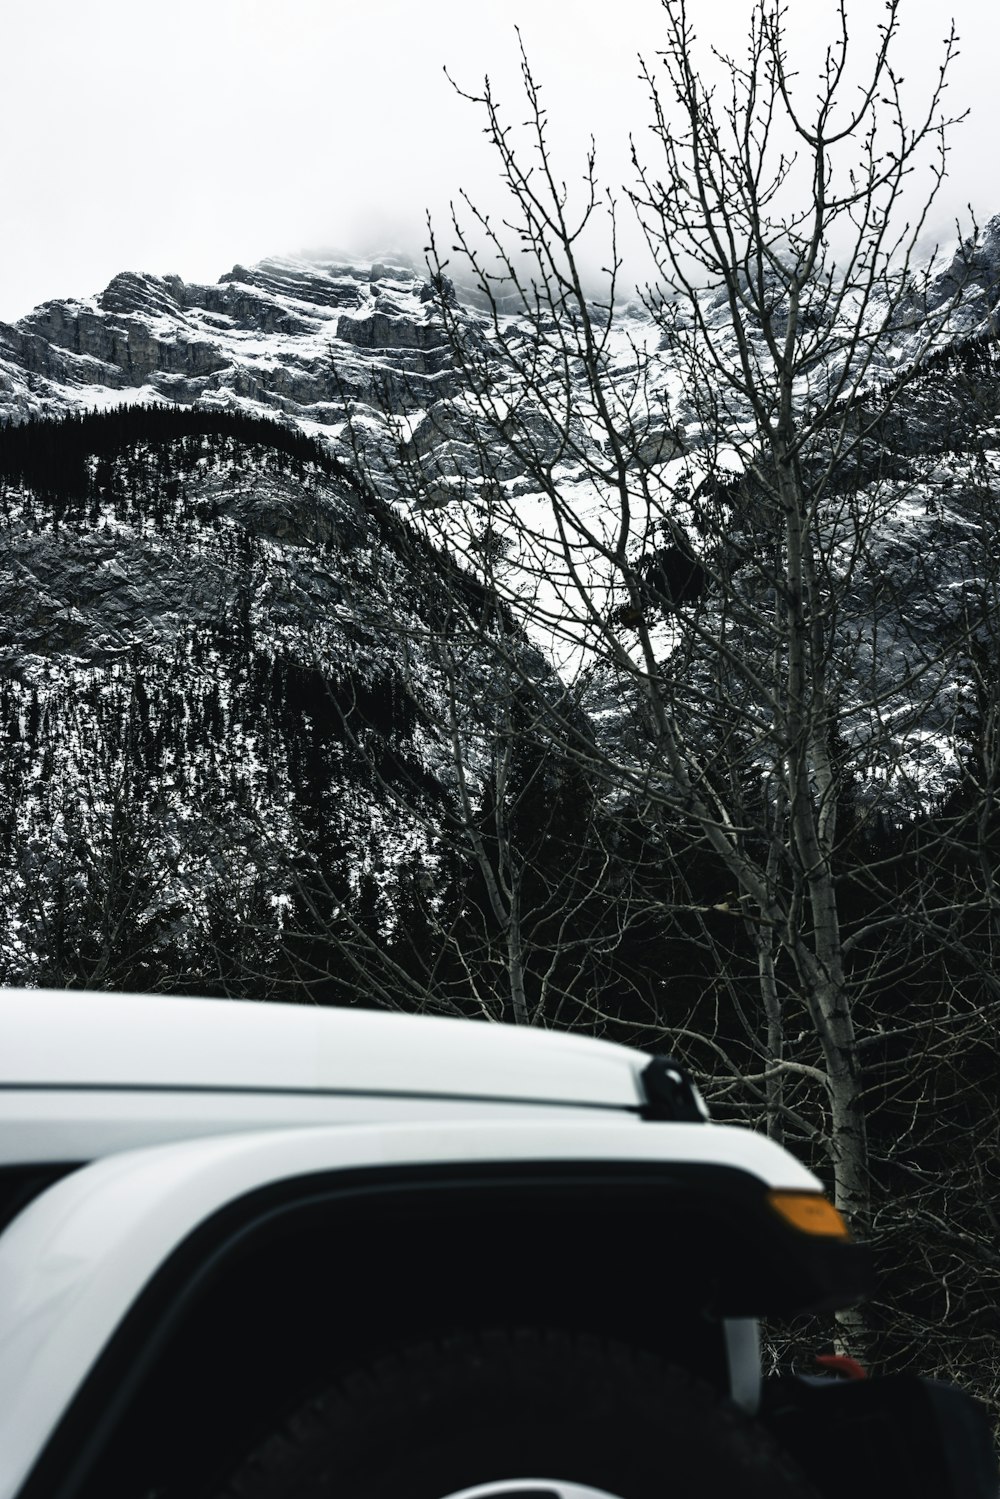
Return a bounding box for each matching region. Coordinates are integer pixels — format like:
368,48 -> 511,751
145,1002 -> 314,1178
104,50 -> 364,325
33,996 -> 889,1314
0,255 -> 460,433
2,219 -> 999,436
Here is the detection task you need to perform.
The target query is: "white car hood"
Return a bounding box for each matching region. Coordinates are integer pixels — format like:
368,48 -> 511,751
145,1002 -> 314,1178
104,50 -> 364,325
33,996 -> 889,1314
0,989 -> 649,1111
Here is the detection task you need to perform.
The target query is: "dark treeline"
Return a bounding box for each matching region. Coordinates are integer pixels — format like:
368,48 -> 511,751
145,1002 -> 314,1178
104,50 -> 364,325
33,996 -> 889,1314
820,323 -> 1000,425
0,403 -> 359,501
914,324 -> 1000,379
0,403 -> 506,636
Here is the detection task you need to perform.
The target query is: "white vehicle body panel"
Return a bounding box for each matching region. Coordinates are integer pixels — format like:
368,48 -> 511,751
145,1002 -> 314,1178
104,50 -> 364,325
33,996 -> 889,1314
0,1119 -> 819,1499
0,1087 -> 622,1164
0,988 -> 647,1113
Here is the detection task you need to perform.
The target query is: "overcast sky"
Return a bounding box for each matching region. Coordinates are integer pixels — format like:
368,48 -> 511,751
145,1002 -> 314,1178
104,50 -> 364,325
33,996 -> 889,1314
1,0 -> 995,323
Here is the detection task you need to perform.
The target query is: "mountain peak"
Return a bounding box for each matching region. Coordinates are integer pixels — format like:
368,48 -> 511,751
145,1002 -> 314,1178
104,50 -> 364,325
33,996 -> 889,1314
0,251 -> 461,434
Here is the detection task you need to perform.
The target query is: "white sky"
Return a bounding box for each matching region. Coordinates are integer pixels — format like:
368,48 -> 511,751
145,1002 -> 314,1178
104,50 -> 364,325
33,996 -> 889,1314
1,0 -> 995,323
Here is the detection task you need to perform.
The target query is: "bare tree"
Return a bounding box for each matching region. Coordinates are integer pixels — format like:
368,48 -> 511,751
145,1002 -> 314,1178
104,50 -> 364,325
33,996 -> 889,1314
342,0 -> 986,1368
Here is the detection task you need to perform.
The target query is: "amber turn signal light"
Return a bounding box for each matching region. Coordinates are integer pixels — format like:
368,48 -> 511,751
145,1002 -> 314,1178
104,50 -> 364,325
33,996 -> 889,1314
767,1191 -> 851,1238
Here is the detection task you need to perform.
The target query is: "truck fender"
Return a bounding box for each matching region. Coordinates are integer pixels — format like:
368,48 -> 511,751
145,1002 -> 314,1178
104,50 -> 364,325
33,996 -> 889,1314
0,1117 -> 818,1499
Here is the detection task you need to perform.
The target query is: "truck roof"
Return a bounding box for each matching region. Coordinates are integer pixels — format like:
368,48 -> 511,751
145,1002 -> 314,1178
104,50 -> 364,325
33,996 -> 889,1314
0,989 -> 650,1112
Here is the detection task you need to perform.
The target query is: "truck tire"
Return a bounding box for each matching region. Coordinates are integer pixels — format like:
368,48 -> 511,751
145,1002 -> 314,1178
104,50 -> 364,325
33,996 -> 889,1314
212,1328 -> 817,1499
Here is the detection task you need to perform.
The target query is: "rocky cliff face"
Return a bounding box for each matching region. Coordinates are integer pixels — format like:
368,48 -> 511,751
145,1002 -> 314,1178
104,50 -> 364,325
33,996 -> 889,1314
2,222 -> 998,486
0,255 -> 460,429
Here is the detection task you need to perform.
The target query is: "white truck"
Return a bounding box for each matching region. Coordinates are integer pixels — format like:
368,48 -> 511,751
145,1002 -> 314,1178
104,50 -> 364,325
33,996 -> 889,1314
0,989 -> 993,1499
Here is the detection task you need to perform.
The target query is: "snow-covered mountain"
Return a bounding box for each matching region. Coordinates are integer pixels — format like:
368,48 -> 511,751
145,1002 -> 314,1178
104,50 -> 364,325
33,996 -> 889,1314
1,228 -> 1000,995
3,219 -> 999,435
0,254 -> 457,434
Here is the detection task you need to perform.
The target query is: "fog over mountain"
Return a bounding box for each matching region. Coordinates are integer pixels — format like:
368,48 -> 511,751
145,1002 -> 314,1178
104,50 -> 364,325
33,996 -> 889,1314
2,0 -> 997,324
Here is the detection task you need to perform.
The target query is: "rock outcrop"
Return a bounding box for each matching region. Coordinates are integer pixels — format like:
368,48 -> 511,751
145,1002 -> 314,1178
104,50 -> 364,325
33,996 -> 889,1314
0,255 -> 462,429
